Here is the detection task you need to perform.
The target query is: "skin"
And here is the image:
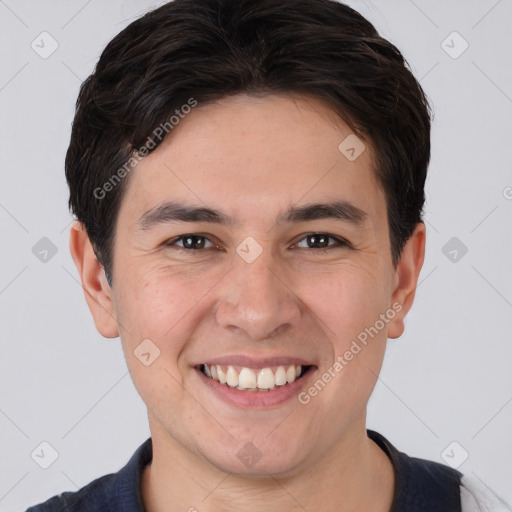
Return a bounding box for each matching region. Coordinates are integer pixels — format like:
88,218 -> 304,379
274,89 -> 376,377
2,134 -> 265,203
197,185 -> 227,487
70,93 -> 426,511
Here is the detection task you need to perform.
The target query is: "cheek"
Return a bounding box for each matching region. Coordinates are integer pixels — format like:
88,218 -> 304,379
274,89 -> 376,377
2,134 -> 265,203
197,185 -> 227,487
114,265 -> 207,342
305,266 -> 390,404
311,266 -> 388,341
114,270 -> 202,417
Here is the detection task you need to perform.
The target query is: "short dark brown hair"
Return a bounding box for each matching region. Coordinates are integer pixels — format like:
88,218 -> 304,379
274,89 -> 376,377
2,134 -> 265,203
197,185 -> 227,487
65,0 -> 432,286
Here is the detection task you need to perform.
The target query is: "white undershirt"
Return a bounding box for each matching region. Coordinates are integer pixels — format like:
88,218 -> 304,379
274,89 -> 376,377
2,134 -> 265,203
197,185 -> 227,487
460,474 -> 512,512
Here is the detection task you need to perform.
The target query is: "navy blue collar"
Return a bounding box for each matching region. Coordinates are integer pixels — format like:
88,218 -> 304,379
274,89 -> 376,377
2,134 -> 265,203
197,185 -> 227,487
112,436 -> 152,511
26,430 -> 462,511
113,431 -> 462,512
368,430 -> 462,511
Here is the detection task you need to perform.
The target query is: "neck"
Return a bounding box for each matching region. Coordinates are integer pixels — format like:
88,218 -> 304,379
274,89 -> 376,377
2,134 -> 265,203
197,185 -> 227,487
141,418 -> 395,512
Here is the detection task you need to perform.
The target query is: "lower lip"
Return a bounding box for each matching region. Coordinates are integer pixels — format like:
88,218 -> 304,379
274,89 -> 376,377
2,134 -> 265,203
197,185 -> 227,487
196,367 -> 316,408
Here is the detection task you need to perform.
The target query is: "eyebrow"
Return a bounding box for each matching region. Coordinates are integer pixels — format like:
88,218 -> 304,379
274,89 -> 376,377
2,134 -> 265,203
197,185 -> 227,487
136,199 -> 368,232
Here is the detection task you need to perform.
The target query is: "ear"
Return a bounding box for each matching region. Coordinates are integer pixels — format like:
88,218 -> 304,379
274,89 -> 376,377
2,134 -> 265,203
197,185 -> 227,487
69,221 -> 119,338
387,222 -> 426,339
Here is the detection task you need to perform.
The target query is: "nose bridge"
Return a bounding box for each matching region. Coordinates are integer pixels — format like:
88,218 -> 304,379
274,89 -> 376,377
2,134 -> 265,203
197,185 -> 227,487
215,241 -> 301,341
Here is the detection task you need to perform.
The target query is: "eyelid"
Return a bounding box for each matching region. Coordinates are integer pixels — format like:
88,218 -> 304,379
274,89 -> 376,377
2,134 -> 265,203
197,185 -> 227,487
167,233 -> 218,250
166,232 -> 352,252
291,233 -> 351,250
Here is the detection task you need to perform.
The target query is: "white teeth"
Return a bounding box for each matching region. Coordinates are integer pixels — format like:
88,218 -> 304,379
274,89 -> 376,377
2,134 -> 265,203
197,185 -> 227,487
217,365 -> 227,384
201,363 -> 305,391
238,368 -> 257,389
286,365 -> 296,383
274,366 -> 287,386
257,368 -> 275,389
226,365 -> 239,387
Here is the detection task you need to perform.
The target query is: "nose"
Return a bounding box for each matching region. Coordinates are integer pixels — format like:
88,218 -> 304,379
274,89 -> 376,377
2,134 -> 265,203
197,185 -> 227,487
214,247 -> 302,342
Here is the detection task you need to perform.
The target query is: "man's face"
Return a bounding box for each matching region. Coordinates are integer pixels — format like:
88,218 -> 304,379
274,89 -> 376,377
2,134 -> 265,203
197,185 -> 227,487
89,93 -> 421,476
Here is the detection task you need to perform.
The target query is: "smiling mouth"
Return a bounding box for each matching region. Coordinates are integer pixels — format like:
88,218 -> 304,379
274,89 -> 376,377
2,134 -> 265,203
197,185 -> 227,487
199,363 -> 313,391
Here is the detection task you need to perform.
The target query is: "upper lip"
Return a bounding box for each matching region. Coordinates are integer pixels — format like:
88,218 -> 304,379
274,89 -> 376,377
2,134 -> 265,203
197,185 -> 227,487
193,355 -> 316,368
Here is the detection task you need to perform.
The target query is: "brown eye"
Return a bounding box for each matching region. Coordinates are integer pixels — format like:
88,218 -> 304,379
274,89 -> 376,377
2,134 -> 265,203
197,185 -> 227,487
166,234 -> 215,250
293,233 -> 350,253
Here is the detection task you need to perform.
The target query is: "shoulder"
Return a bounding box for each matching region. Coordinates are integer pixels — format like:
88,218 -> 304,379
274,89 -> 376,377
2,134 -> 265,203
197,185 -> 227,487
24,437 -> 153,512
460,473 -> 512,512
24,473 -> 116,512
368,429 -> 462,510
367,430 -> 511,512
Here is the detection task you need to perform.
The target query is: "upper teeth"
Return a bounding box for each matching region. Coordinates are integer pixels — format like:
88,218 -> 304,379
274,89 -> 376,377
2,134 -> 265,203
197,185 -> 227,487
202,364 -> 303,391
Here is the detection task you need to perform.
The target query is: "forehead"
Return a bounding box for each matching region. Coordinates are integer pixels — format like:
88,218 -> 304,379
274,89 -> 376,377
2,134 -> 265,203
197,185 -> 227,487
118,93 -> 385,226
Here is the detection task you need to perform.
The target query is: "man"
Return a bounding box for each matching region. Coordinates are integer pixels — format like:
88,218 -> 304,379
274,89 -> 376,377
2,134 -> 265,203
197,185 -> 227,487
26,0 -> 508,510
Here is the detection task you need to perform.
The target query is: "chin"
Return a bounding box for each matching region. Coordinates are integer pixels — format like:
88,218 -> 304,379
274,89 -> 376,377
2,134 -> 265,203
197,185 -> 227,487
200,435 -> 309,478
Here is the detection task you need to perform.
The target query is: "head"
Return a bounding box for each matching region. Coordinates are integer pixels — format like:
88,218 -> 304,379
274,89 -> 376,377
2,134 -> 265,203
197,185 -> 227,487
69,0 -> 429,477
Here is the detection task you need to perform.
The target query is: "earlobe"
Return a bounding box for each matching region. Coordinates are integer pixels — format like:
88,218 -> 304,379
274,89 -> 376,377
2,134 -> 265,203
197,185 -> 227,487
69,221 -> 119,339
387,222 -> 426,339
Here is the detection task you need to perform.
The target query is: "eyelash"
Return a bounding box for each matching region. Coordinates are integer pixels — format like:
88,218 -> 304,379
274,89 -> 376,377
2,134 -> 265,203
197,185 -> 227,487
165,233 -> 351,254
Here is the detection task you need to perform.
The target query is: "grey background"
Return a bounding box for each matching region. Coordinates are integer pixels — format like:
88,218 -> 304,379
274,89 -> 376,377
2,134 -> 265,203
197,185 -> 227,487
0,0 -> 511,510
